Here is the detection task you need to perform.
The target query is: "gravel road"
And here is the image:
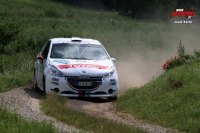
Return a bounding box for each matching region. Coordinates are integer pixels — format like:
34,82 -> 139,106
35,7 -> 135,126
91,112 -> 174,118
0,84 -> 180,133
0,84 -> 80,133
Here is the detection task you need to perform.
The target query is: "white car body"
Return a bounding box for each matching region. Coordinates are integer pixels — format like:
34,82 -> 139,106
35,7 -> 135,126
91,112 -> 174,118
34,37 -> 119,100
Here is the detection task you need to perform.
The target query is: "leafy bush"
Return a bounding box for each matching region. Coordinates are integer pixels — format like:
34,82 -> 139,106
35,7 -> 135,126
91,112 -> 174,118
193,50 -> 200,62
0,20 -> 22,54
162,40 -> 200,71
162,55 -> 183,70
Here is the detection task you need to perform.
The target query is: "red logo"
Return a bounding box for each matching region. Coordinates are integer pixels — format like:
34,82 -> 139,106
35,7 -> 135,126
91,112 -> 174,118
58,64 -> 108,70
170,9 -> 196,19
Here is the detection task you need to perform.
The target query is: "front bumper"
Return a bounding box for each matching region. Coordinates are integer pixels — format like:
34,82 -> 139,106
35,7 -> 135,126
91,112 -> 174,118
45,73 -> 119,97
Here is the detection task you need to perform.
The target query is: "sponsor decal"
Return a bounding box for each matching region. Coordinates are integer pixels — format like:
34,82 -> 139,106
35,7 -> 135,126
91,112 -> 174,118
58,64 -> 108,70
51,81 -> 59,85
78,90 -> 91,97
110,78 -> 115,82
52,77 -> 59,82
53,59 -> 69,64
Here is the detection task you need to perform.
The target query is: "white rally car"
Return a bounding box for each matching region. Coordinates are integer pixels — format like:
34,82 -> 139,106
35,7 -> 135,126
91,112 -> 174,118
34,37 -> 119,100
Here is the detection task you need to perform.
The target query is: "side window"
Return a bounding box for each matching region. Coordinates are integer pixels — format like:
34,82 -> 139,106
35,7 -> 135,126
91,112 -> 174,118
41,41 -> 51,59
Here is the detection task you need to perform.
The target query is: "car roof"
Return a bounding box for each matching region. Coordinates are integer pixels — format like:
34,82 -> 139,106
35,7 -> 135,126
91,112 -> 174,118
50,37 -> 102,45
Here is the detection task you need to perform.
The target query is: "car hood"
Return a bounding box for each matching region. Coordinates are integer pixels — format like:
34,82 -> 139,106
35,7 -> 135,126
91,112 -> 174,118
49,59 -> 114,77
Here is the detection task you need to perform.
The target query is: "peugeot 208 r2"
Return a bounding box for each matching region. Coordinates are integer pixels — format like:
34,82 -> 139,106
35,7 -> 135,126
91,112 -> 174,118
34,37 -> 119,101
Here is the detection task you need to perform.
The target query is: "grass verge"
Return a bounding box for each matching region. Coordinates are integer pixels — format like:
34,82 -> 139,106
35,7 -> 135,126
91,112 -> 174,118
0,52 -> 34,93
116,61 -> 200,132
41,93 -> 147,133
0,107 -> 59,133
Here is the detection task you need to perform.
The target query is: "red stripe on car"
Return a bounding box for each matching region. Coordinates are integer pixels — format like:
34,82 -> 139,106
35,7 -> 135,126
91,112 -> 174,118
58,64 -> 108,70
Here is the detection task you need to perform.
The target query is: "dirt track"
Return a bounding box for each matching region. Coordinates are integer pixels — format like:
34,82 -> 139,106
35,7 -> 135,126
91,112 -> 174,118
0,84 -> 180,133
0,84 -> 80,133
68,97 -> 180,133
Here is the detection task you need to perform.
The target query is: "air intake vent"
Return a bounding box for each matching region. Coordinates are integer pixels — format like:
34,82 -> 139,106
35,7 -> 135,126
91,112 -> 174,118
67,76 -> 102,91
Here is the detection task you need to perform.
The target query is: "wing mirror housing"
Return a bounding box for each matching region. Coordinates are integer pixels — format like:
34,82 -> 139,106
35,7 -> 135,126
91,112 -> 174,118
37,56 -> 44,64
111,58 -> 116,62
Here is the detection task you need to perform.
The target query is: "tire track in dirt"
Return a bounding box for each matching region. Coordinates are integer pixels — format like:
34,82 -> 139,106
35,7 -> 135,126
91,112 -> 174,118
67,97 -> 180,133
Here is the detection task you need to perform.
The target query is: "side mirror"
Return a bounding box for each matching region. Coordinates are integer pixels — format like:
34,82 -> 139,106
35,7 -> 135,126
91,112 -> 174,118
111,58 -> 116,62
37,56 -> 44,64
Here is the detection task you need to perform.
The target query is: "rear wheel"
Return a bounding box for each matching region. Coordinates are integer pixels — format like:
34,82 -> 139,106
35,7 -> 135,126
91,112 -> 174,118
108,96 -> 117,101
33,71 -> 40,91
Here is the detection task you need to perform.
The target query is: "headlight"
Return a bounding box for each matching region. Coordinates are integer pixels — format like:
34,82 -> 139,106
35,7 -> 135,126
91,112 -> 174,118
48,65 -> 65,77
104,67 -> 116,78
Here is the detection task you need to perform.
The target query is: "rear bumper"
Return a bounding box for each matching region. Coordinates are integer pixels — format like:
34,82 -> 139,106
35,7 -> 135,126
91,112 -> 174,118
45,73 -> 119,98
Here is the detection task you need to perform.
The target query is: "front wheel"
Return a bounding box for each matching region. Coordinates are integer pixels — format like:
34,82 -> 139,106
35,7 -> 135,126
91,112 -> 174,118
108,96 -> 117,101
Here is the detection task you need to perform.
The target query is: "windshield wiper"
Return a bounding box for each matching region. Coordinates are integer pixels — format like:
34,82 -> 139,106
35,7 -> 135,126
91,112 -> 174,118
66,58 -> 93,60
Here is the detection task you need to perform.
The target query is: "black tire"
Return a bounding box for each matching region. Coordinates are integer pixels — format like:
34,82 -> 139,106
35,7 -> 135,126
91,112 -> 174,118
33,71 -> 40,91
108,96 -> 117,101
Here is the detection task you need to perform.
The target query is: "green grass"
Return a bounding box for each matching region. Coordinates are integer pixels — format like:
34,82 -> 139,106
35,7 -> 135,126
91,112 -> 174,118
41,93 -> 147,133
116,61 -> 200,132
0,107 -> 60,133
0,52 -> 34,93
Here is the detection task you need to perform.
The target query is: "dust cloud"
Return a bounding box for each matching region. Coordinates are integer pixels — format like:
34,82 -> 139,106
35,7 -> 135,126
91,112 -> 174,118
115,51 -> 164,95
114,24 -> 200,95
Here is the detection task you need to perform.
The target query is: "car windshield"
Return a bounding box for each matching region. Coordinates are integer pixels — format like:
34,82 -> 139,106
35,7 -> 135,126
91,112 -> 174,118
50,43 -> 110,60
